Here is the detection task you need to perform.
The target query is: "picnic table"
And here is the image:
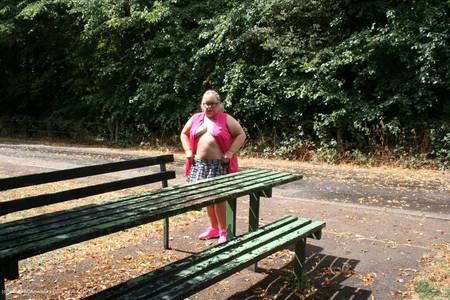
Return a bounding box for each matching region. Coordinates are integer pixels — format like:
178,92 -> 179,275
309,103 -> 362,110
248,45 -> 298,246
0,155 -> 324,299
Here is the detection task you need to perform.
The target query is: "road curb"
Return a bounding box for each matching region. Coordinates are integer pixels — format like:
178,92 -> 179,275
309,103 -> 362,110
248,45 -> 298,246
274,195 -> 450,221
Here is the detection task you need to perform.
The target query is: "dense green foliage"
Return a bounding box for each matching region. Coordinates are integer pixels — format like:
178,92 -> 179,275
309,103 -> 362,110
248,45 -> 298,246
0,0 -> 449,167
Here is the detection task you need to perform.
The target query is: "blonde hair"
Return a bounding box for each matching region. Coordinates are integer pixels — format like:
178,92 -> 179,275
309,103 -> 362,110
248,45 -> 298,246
201,89 -> 224,112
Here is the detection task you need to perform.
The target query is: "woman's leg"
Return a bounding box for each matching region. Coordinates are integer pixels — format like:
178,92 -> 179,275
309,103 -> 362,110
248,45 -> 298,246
214,202 -> 227,230
199,205 -> 220,239
215,202 -> 227,243
206,205 -> 219,229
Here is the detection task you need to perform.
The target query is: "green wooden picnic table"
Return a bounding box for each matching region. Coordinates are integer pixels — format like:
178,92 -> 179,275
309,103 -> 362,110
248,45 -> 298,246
0,162 -> 304,300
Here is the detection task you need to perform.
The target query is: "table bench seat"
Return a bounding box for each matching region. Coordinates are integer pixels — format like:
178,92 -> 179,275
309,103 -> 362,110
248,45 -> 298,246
85,216 -> 325,300
0,169 -> 301,279
0,155 -> 308,300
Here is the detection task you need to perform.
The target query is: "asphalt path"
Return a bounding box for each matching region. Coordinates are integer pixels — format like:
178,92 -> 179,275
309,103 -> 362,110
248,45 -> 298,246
0,141 -> 448,218
0,141 -> 449,299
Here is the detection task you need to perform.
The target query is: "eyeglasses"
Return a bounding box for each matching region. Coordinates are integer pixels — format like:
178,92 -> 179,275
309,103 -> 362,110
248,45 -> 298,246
202,102 -> 219,107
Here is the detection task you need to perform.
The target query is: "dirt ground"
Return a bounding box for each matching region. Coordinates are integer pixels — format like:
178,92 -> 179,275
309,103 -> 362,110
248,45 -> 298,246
0,141 -> 449,299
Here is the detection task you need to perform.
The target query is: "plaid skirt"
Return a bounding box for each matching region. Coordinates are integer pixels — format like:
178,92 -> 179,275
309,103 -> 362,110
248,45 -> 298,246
187,159 -> 228,182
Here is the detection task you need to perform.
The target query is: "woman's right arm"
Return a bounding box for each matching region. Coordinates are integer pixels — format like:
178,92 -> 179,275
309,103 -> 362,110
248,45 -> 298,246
180,117 -> 194,160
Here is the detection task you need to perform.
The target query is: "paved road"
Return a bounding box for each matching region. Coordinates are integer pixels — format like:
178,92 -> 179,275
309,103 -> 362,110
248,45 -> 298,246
0,141 -> 449,299
1,141 -> 448,218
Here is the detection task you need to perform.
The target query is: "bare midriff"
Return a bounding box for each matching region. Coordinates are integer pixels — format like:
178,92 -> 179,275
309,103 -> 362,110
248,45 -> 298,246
195,131 -> 223,160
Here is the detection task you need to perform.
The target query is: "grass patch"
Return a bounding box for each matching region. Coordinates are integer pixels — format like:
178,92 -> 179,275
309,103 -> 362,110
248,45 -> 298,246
414,280 -> 441,298
408,250 -> 450,299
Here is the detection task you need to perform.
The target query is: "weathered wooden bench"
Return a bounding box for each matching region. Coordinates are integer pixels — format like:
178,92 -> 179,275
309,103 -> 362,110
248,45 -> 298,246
0,155 -> 175,300
86,216 -> 325,300
0,155 -> 307,299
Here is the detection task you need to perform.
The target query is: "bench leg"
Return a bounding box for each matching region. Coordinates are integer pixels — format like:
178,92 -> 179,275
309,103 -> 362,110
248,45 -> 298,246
294,237 -> 307,289
0,261 -> 17,300
249,193 -> 260,232
226,198 -> 236,240
249,193 -> 260,271
0,269 -> 5,300
163,217 -> 170,249
2,261 -> 18,281
160,163 -> 170,249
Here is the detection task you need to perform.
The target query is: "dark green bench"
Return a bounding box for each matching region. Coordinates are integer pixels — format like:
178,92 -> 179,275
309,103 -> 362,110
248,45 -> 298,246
0,155 -> 175,300
86,216 -> 325,300
0,156 -> 305,299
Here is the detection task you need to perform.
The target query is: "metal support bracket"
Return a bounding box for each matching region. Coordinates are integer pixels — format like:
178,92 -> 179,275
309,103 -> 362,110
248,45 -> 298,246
160,163 -> 170,249
226,198 -> 237,240
294,238 -> 307,289
257,188 -> 272,198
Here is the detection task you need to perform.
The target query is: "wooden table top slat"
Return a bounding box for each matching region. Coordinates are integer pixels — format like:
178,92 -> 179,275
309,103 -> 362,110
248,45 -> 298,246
0,170 -> 275,246
0,169 -> 266,235
0,169 -> 262,231
0,171 -> 292,250
0,170 -> 302,261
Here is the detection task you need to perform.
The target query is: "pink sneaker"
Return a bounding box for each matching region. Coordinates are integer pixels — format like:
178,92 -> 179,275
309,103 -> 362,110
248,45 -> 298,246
218,229 -> 227,244
198,227 -> 219,240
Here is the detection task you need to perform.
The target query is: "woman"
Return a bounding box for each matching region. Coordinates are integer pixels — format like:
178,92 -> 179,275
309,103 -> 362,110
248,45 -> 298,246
180,90 -> 246,244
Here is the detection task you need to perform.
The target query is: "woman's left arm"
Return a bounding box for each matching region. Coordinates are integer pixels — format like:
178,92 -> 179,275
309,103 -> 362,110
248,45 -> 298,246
224,115 -> 246,161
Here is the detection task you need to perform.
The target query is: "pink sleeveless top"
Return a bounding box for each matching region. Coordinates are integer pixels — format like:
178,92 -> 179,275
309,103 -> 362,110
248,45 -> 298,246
184,112 -> 238,176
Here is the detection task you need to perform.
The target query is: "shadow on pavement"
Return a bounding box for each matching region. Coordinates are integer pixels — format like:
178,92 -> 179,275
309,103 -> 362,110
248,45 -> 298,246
229,245 -> 372,299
